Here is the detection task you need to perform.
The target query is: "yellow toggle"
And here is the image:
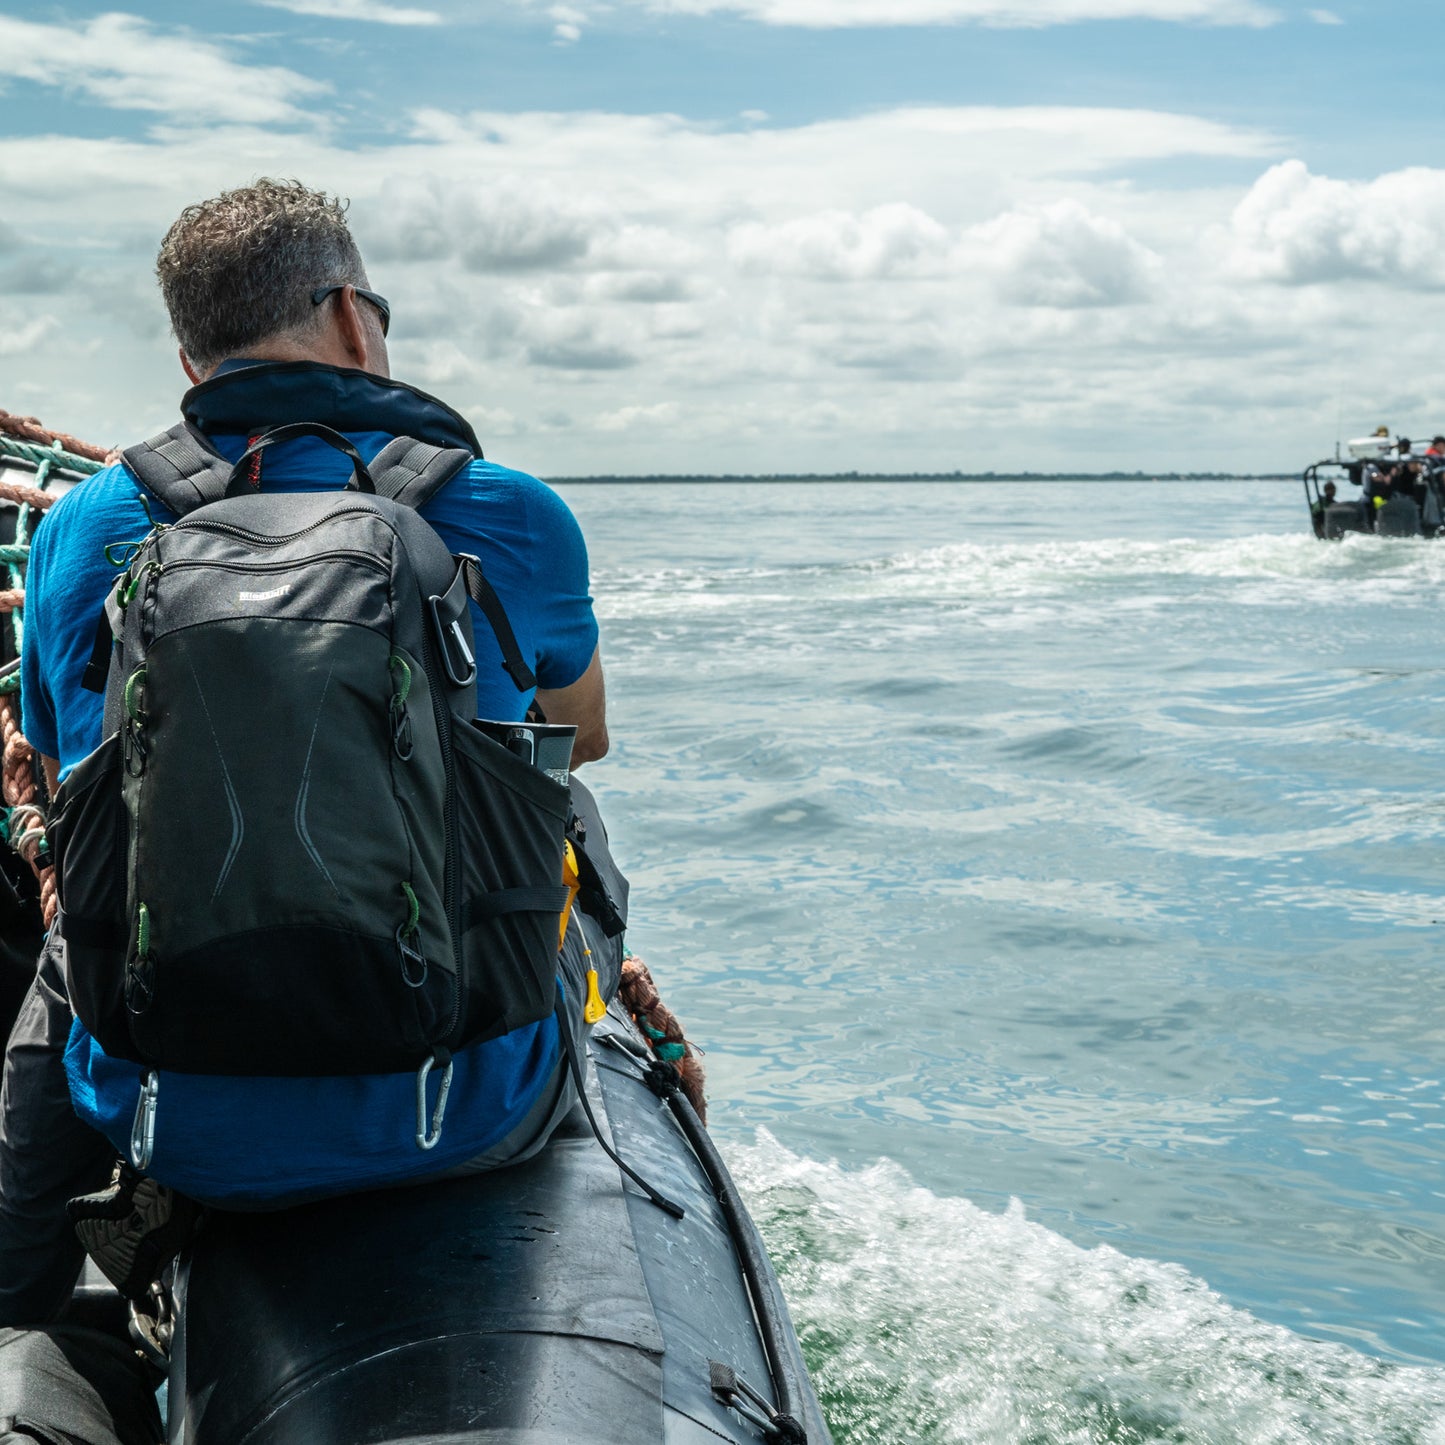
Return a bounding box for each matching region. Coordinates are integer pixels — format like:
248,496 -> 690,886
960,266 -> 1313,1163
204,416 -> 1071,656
558,840 -> 581,951
584,966 -> 606,1025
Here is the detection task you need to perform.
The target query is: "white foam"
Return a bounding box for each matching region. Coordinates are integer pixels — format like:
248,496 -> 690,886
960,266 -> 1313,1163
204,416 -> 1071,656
729,1132 -> 1445,1444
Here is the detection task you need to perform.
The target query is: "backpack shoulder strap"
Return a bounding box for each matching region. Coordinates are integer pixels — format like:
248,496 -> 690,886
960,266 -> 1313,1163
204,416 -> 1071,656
369,437 -> 473,509
121,422 -> 233,518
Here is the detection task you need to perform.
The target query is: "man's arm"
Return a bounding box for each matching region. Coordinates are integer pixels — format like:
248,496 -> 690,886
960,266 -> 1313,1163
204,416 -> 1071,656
41,756 -> 60,799
533,647 -> 608,767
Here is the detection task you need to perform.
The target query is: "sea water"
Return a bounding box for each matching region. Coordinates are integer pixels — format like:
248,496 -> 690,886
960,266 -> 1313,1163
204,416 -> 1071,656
557,478 -> 1445,1444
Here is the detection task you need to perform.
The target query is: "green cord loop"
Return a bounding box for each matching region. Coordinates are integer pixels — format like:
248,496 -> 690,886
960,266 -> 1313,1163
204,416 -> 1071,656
401,880 -> 420,936
388,653 -> 412,706
123,668 -> 147,724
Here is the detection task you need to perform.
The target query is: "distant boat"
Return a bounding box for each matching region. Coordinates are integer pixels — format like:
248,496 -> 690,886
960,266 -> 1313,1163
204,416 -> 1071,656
1304,435 -> 1445,539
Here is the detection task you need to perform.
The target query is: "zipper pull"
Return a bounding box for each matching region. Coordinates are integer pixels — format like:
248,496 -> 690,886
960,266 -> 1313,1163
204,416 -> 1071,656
397,882 -> 427,986
388,654 -> 414,761
130,1072 -> 159,1170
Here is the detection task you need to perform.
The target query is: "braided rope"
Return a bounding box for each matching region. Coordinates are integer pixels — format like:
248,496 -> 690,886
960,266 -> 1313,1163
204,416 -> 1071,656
619,953 -> 708,1124
0,409 -> 108,929
0,693 -> 54,926
0,477 -> 60,513
0,408 -> 112,465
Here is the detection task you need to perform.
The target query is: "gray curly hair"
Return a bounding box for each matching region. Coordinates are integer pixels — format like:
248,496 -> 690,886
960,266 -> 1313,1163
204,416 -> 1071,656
156,179 -> 366,373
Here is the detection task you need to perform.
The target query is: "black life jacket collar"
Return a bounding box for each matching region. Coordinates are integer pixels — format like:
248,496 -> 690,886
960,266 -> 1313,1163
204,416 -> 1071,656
180,360 -> 483,457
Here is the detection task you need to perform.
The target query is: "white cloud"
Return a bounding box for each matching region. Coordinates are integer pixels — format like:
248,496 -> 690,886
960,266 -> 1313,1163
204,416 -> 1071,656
728,204 -> 953,280
0,13 -> 328,125
608,0 -> 1279,26
1229,160 -> 1445,289
970,200 -> 1162,307
594,402 -> 680,431
549,3 -> 586,39
0,317 -> 60,356
1307,7 -> 1342,22
11,95 -> 1442,474
254,0 -> 443,22
361,176 -> 609,272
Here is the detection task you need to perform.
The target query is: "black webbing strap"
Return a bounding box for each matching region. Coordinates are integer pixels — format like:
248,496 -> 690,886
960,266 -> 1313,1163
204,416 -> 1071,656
459,556 -> 536,692
79,608 -> 115,694
57,914 -> 128,950
121,423 -> 234,518
368,437 -> 473,509
554,987 -> 684,1220
460,886 -> 571,936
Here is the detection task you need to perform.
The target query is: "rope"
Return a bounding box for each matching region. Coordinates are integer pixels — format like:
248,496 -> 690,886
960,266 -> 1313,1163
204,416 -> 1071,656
619,953 -> 708,1124
0,692 -> 55,927
0,406 -> 110,930
0,408 -> 112,465
0,477 -> 61,513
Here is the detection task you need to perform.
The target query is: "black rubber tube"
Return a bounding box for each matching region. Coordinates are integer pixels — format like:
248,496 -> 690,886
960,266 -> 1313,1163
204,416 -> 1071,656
659,1080 -> 807,1443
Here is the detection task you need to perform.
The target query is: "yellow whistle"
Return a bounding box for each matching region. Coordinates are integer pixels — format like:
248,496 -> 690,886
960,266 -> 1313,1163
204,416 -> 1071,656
584,966 -> 606,1025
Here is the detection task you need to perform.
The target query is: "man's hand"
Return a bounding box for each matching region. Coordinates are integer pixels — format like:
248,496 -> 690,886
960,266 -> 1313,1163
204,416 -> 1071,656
533,647 -> 608,767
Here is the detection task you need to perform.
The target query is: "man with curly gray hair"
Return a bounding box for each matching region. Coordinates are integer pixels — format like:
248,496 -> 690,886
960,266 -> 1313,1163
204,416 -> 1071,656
0,180 -> 618,1425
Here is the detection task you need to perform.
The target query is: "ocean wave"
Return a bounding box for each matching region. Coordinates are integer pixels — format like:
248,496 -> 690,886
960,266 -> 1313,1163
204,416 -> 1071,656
732,1132 -> 1445,1445
594,531 -> 1445,622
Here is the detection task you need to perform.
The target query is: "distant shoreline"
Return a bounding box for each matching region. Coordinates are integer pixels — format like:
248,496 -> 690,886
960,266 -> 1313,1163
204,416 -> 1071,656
547,472 -> 1296,485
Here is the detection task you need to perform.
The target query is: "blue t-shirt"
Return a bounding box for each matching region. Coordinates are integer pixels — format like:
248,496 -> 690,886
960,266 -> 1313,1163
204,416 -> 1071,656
26,392 -> 597,1204
23,434 -> 598,780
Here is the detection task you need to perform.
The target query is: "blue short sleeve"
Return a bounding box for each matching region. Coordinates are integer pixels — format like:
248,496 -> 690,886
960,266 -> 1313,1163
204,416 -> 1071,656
419,462 -> 598,713
21,467 -> 162,777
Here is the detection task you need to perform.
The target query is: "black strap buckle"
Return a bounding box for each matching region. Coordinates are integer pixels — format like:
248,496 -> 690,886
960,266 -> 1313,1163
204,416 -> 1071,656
428,563 -> 478,689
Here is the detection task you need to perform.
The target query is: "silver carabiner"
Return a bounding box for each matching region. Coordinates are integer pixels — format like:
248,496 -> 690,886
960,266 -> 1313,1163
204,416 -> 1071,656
130,1071 -> 159,1170
414,1054 -> 454,1151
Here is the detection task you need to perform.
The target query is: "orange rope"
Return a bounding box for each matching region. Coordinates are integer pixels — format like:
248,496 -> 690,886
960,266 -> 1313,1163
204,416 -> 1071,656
0,408 -> 112,464
0,407 -> 103,928
0,477 -> 59,514
0,694 -> 54,926
619,954 -> 708,1124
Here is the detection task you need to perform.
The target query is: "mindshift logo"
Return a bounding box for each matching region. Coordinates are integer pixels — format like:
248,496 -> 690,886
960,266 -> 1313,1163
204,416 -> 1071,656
236,584 -> 293,605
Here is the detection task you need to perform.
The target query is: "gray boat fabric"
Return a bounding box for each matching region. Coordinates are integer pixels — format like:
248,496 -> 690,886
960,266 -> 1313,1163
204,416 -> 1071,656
0,1324 -> 161,1444
0,940 -> 114,1329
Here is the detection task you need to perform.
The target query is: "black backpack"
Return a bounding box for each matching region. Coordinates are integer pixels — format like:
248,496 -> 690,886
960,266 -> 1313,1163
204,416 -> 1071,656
49,422 -> 572,1086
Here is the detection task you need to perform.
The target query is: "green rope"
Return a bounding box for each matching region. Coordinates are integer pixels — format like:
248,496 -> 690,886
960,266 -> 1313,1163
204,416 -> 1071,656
1,434 -> 101,660
136,902 -> 151,958
0,435 -> 104,479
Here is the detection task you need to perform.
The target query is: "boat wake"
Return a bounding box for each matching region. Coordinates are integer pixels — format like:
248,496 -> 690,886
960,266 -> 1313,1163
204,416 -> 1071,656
730,1132 -> 1445,1445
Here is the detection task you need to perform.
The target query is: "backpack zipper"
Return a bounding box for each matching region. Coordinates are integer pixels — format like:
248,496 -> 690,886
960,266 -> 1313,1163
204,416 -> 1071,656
178,506 -> 397,549
158,551 -> 390,579
420,619 -> 460,1046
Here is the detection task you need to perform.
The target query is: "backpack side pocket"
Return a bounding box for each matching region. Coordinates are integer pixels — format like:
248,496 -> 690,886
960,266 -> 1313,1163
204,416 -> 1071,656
48,734 -> 132,1057
450,721 -> 571,1048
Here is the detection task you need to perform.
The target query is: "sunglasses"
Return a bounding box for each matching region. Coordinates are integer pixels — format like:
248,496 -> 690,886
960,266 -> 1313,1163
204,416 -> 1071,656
311,283 -> 391,338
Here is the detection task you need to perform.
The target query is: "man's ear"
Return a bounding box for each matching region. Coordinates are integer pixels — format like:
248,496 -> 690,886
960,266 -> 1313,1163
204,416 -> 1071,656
179,347 -> 202,385
332,286 -> 373,371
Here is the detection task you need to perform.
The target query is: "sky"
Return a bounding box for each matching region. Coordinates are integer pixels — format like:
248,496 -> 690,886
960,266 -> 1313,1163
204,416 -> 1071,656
2,0 -> 1444,475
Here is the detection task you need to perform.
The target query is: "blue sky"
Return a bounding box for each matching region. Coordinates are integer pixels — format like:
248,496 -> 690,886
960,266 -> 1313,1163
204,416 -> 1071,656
3,0 -> 1444,474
